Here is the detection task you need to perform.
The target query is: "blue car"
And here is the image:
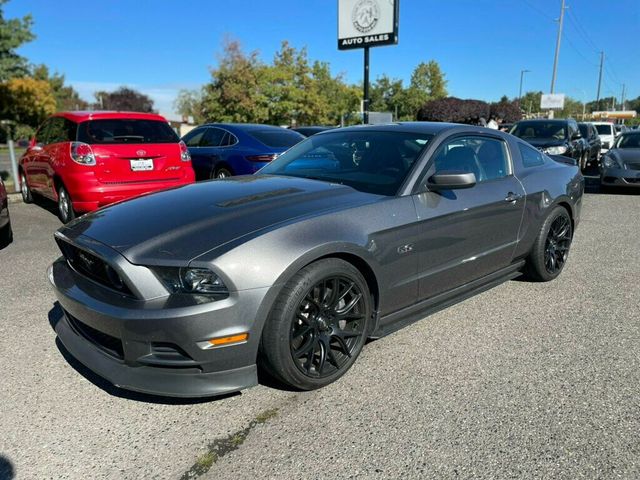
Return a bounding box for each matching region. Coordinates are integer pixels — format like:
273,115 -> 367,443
181,123 -> 305,179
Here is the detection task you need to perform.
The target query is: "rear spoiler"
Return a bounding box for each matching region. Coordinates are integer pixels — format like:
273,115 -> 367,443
549,155 -> 578,167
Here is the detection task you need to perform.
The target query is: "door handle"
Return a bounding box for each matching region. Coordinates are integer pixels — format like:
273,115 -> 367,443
504,192 -> 522,203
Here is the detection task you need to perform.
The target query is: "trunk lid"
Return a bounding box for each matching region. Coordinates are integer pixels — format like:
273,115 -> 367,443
91,143 -> 186,184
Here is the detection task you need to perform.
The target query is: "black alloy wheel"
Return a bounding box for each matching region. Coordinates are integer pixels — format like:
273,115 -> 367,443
524,206 -> 573,282
544,214 -> 571,274
290,276 -> 366,378
260,258 -> 372,390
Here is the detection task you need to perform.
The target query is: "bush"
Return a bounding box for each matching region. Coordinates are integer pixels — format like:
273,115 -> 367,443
417,97 -> 490,124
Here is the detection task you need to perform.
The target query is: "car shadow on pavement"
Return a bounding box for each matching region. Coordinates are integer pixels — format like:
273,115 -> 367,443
48,303 -> 240,405
0,455 -> 15,480
30,194 -> 63,222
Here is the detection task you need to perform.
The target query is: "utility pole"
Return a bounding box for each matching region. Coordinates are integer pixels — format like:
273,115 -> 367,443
621,83 -> 626,111
596,51 -> 604,111
550,0 -> 566,94
519,69 -> 530,101
363,47 -> 370,124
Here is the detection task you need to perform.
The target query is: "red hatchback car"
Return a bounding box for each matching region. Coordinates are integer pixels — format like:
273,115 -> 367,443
19,111 -> 195,222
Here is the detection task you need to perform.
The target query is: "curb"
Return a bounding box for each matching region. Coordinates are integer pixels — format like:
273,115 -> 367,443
7,193 -> 23,205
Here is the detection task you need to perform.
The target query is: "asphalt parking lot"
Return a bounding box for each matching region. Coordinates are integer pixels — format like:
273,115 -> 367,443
1,185 -> 639,480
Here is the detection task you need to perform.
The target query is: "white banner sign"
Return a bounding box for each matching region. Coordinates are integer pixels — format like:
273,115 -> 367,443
540,93 -> 566,109
338,0 -> 399,50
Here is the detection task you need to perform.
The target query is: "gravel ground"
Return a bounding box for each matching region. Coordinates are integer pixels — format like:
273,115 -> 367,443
0,188 -> 638,480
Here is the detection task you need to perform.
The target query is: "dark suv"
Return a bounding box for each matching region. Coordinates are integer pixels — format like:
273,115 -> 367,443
510,119 -> 585,166
578,122 -> 602,169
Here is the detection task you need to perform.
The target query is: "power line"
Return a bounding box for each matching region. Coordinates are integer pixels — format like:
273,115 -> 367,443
566,9 -> 599,53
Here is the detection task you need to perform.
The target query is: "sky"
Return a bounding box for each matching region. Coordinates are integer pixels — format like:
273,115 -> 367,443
6,0 -> 639,116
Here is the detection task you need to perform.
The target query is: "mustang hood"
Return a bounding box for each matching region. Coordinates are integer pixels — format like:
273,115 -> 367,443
59,175 -> 380,265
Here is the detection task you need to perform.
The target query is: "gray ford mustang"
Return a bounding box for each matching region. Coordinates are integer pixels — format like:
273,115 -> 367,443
49,123 -> 584,397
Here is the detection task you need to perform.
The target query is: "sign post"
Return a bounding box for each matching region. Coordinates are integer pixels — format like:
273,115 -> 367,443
338,0 -> 399,124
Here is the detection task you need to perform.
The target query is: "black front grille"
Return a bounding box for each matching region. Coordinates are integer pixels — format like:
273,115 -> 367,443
56,239 -> 132,296
66,312 -> 124,360
625,163 -> 640,171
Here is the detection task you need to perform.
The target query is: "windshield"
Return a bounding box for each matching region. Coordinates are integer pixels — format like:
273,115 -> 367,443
259,130 -> 434,196
78,119 -> 179,144
511,122 -> 568,140
595,124 -> 614,136
249,129 -> 304,148
614,134 -> 640,149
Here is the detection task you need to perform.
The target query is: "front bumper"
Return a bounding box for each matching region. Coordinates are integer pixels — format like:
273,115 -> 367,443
600,167 -> 640,187
49,257 -> 268,397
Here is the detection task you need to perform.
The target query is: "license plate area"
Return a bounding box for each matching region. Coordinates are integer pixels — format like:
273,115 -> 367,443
130,159 -> 154,171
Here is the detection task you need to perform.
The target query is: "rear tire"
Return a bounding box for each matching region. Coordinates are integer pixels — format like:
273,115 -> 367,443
20,171 -> 33,204
524,206 -> 573,282
214,166 -> 232,179
260,258 -> 372,391
57,184 -> 76,224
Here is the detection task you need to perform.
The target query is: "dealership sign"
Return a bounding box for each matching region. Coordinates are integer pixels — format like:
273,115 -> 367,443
540,93 -> 566,110
338,0 -> 399,50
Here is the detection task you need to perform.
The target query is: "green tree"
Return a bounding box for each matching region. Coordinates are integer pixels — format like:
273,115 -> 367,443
310,61 -> 359,125
32,64 -> 88,110
0,76 -> 56,126
173,88 -> 205,123
519,91 -> 543,115
94,86 -> 155,112
370,75 -> 406,119
405,61 -> 448,118
0,0 -> 34,81
201,39 -> 268,123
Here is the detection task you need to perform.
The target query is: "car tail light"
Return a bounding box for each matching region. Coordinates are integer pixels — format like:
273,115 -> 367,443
246,154 -> 278,162
179,141 -> 191,162
70,142 -> 96,166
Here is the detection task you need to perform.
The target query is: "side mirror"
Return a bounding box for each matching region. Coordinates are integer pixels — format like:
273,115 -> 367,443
427,171 -> 476,191
571,131 -> 582,140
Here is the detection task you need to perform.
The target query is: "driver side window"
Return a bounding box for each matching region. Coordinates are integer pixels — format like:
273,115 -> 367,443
432,136 -> 510,182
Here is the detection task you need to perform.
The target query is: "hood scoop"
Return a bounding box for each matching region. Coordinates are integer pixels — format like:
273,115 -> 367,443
216,188 -> 303,207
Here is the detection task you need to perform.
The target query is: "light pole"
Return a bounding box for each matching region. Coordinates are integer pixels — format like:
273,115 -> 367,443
519,69 -> 531,101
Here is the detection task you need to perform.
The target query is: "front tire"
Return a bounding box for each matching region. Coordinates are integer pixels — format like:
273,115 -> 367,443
524,206 -> 573,282
20,171 -> 33,204
260,258 -> 372,390
57,184 -> 76,224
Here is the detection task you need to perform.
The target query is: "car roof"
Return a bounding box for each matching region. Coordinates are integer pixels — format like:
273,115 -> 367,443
202,123 -> 292,132
325,121 -> 461,135
515,119 -> 572,124
54,111 -> 168,122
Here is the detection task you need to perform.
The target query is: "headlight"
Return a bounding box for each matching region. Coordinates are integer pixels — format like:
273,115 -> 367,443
543,146 -> 568,155
601,156 -> 620,169
152,266 -> 228,296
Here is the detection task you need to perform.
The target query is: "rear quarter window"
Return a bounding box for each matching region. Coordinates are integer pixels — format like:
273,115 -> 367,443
518,142 -> 545,168
77,119 -> 179,144
249,129 -> 304,148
